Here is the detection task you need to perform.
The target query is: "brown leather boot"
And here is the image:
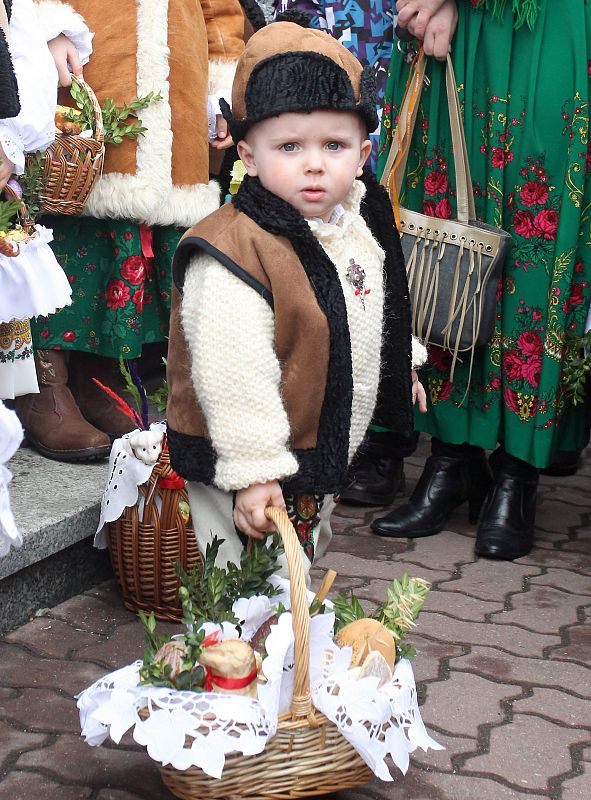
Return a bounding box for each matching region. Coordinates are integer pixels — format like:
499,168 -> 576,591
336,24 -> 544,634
68,352 -> 135,439
14,350 -> 111,462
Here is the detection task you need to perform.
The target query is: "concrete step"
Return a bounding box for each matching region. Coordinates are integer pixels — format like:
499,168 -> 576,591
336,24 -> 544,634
1,443 -> 112,632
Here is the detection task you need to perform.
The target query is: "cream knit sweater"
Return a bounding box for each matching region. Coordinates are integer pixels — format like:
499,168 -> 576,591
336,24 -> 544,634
181,180 -> 424,493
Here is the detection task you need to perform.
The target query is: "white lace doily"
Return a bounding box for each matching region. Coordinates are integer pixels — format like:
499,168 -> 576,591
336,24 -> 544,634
77,581 -> 441,780
94,422 -> 167,548
0,225 -> 72,324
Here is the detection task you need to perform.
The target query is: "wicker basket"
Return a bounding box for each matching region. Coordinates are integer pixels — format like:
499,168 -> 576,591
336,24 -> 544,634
39,75 -> 105,215
107,445 -> 201,621
153,506 -> 373,800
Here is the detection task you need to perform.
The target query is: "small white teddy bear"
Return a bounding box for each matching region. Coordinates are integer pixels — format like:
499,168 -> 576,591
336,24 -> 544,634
123,430 -> 164,465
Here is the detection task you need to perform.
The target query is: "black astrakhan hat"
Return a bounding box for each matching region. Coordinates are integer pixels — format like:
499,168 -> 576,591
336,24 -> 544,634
220,21 -> 378,142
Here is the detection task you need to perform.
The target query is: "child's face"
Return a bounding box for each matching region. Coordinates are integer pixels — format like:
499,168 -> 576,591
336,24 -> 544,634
237,110 -> 372,223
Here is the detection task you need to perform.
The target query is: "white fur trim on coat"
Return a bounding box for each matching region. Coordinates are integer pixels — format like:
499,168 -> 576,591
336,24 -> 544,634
208,59 -> 237,97
34,0 -> 93,64
83,0 -> 220,226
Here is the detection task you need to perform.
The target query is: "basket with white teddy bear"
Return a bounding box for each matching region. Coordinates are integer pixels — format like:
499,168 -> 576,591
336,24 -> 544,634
93,364 -> 200,620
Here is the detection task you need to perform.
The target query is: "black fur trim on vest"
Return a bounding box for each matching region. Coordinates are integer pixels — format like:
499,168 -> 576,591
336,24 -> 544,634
359,170 -> 413,438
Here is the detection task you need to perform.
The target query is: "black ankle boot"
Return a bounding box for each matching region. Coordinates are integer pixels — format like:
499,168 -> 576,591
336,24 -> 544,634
340,430 -> 416,506
370,441 -> 491,539
475,449 -> 539,560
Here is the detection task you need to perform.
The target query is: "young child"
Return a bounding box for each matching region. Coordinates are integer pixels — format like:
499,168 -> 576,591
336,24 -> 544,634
166,21 -> 422,574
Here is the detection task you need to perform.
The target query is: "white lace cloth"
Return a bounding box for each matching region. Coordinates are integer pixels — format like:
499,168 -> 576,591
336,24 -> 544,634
94,422 -> 166,548
0,402 -> 24,557
0,226 -> 72,323
77,577 -> 441,780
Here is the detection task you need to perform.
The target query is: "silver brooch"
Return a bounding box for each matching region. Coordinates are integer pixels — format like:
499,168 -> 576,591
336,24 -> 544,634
346,258 -> 371,310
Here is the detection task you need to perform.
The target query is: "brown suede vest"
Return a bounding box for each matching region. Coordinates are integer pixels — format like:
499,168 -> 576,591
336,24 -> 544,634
166,174 -> 413,493
167,203 -> 338,490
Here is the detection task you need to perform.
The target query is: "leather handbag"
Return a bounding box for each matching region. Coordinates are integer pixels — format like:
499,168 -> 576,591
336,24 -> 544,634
380,51 -> 511,378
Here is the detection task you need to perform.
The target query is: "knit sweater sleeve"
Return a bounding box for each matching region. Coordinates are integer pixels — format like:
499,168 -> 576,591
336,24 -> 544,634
181,254 -> 299,493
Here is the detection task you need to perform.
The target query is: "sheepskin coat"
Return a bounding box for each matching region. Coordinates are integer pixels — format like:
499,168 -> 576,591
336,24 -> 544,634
35,0 -> 245,227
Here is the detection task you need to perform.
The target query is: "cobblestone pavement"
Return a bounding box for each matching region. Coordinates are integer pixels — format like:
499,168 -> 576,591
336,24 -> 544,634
1,440 -> 590,799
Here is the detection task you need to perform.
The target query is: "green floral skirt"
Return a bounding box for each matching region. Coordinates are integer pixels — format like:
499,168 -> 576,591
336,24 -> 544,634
31,218 -> 182,359
378,1 -> 591,468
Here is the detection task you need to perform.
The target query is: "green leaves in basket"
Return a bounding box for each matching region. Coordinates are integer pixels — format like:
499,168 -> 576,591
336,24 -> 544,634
175,534 -> 284,629
332,572 -> 430,661
138,535 -> 284,691
20,151 -> 45,223
65,82 -> 162,146
563,329 -> 591,406
0,198 -> 22,233
138,610 -> 207,690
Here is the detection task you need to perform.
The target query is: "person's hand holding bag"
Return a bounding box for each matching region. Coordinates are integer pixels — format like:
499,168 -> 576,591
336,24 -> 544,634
397,0 -> 458,60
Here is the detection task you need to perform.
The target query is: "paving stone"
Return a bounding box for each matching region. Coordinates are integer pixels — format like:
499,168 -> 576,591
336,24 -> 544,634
330,767 -> 453,800
5,617 -> 104,658
94,790 -> 170,800
512,687 -> 591,728
407,532 -> 479,572
49,592 -> 137,635
71,622 -> 149,668
15,735 -> 165,799
325,532 -> 407,560
547,622 -> 591,662
417,771 -> 548,799
0,720 -> 48,767
0,642 -> 106,695
561,769 -> 591,800
73,620 -> 179,669
409,732 -> 476,772
491,585 -> 586,632
453,646 -> 591,698
0,772 -> 92,800
518,548 -> 591,575
421,589 -> 504,621
421,672 -> 521,738
418,612 -> 560,656
530,569 -> 591,596
0,687 -> 81,734
314,552 -> 448,584
535,500 -> 589,530
463,713 -> 587,791
436,559 -> 541,601
410,640 -> 466,683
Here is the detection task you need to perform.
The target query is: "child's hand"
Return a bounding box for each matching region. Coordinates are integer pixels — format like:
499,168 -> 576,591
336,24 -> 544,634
210,115 -> 234,150
234,480 -> 286,540
47,34 -> 83,87
412,369 -> 428,413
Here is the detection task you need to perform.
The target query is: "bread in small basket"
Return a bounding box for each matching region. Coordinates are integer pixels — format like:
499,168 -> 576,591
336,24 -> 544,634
36,74 -> 104,215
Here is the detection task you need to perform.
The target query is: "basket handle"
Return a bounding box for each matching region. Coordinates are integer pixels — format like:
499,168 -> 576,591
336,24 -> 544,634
264,506 -> 316,724
70,74 -> 104,144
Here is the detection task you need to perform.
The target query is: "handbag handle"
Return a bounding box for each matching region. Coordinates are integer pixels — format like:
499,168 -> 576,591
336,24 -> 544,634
380,51 -> 475,224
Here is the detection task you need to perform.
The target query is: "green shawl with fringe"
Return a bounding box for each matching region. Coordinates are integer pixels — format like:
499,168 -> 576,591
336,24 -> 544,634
475,0 -> 539,30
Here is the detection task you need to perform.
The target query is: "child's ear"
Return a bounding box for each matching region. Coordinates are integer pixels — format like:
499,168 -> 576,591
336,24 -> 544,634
237,140 -> 258,176
356,139 -> 372,176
